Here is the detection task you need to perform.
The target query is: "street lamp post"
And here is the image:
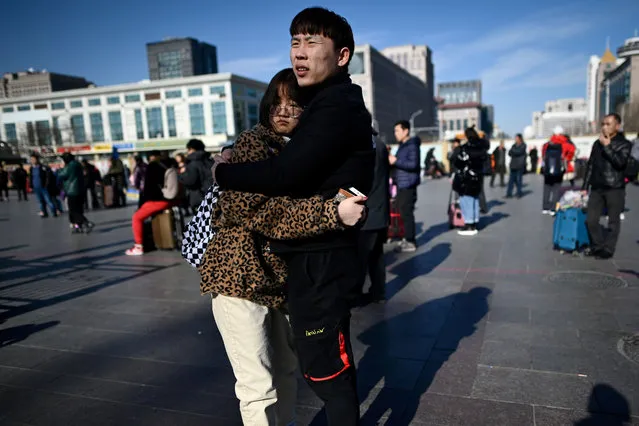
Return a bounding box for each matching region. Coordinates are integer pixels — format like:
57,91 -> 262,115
409,109 -> 423,137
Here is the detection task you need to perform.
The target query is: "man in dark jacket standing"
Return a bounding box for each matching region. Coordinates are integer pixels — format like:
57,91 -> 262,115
212,8 -> 373,424
506,134 -> 527,198
0,164 -> 9,201
12,164 -> 28,201
389,120 -> 421,252
584,113 -> 631,259
29,154 -> 58,217
490,140 -> 507,187
179,139 -> 212,211
359,133 -> 390,303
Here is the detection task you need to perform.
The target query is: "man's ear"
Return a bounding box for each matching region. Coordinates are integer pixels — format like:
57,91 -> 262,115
337,47 -> 351,68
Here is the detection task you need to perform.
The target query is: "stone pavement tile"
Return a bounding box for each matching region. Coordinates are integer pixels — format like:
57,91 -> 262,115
471,365 -> 593,410
615,313 -> 639,333
406,393 -> 533,426
480,340 -> 532,369
533,406 -> 639,426
419,348 -> 482,397
530,345 -> 599,376
531,308 -> 621,331
0,345 -> 66,369
487,306 -> 531,324
357,356 -> 425,391
0,365 -> 60,388
484,322 -> 582,348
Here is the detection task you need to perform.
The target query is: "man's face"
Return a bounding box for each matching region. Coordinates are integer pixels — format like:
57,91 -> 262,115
394,125 -> 409,143
187,148 -> 195,155
601,116 -> 620,137
30,156 -> 38,166
290,34 -> 349,87
499,141 -> 505,148
515,136 -> 522,144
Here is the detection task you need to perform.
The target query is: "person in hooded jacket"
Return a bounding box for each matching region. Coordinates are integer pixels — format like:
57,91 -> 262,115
179,139 -> 213,212
58,153 -> 93,232
453,127 -> 489,236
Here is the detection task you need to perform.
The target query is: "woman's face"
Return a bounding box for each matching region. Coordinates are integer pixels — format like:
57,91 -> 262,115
269,86 -> 301,136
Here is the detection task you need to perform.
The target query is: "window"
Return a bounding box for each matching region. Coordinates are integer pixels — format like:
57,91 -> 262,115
165,89 -> 182,99
51,102 -> 65,110
248,103 -> 258,128
4,123 -> 17,142
456,119 -> 461,130
233,84 -> 244,96
107,96 -> 120,105
210,86 -> 225,95
212,102 -> 227,134
17,105 -> 31,111
71,115 -> 86,143
349,52 -> 365,74
449,120 -> 454,131
88,98 -> 101,106
158,50 -> 183,79
247,88 -> 257,98
189,103 -> 205,136
188,87 -> 203,97
568,103 -> 573,112
463,119 -> 468,130
2,106 -> 14,113
125,94 -> 141,103
146,107 -> 164,139
90,113 -> 104,142
34,104 -> 47,110
70,100 -> 83,108
234,100 -> 246,134
443,121 -> 447,131
166,106 -> 177,137
145,92 -> 161,101
134,109 -> 144,139
36,121 -> 51,146
108,111 -> 123,141
52,117 -> 61,145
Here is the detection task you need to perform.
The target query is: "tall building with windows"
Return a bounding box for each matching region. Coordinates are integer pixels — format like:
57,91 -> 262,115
348,45 -> 436,143
437,80 -> 488,138
0,73 -> 265,153
146,38 -> 218,81
0,70 -> 93,99
528,98 -> 588,138
586,55 -> 601,126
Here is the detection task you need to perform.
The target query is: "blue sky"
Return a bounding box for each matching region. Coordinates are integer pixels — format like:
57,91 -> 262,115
1,0 -> 638,134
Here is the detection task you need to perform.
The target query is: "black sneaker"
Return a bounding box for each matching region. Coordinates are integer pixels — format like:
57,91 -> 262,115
596,250 -> 613,260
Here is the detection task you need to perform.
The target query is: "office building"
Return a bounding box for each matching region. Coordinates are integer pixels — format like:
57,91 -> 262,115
586,55 -> 600,125
349,45 -> 436,143
381,45 -> 435,101
147,38 -> 218,81
529,98 -> 589,138
0,70 -> 93,99
0,73 -> 266,154
437,80 -> 485,138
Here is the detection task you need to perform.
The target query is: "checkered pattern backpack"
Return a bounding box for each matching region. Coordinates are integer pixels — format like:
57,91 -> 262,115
181,184 -> 219,268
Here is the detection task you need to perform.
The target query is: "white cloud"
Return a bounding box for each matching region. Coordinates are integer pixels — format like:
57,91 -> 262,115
219,55 -> 288,79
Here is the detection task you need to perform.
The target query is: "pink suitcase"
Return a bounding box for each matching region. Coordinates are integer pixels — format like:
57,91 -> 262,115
448,190 -> 465,229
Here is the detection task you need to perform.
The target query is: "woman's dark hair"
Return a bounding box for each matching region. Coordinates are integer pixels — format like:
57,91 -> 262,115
186,139 -> 205,151
465,126 -> 479,141
290,7 -> 355,68
61,152 -> 74,164
259,68 -> 301,128
134,155 -> 144,165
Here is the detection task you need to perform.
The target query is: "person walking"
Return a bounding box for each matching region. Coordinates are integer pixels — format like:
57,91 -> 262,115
389,120 -> 421,253
490,140 -> 507,187
58,153 -> 93,233
11,164 -> 28,201
81,159 -> 101,210
29,154 -> 58,217
541,134 -> 566,214
359,132 -> 390,303
453,127 -> 489,236
506,134 -> 527,198
107,154 -> 127,207
0,164 -> 9,201
584,113 -> 631,259
212,8 -> 374,424
529,146 -> 539,174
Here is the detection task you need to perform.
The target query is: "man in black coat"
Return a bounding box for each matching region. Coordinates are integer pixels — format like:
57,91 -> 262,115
583,113 -> 631,259
12,164 -> 28,201
506,134 -> 527,198
179,138 -> 213,212
490,140 -> 507,187
359,133 -> 390,303
212,8 -> 373,424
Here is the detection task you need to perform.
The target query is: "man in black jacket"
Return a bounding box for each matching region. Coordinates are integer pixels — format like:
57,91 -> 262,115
213,8 -> 373,425
490,140 -> 507,187
179,138 -> 212,212
506,134 -> 527,198
359,133 -> 390,303
584,113 -> 631,259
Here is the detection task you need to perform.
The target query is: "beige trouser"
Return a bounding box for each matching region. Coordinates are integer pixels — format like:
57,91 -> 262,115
212,294 -> 298,426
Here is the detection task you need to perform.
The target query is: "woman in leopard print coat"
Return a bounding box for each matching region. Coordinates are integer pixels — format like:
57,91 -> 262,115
198,68 -> 365,426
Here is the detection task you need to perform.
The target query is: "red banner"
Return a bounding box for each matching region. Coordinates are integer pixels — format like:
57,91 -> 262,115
56,145 -> 91,153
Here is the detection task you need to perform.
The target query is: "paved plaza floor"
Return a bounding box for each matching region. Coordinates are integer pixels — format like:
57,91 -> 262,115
0,176 -> 638,425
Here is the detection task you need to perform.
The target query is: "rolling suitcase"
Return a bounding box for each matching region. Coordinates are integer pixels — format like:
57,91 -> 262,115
387,199 -> 405,240
103,185 -> 114,208
152,209 -> 177,250
553,208 -> 589,252
448,190 -> 465,229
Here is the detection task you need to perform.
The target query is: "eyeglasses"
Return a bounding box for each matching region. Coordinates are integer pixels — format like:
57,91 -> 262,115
270,104 -> 302,118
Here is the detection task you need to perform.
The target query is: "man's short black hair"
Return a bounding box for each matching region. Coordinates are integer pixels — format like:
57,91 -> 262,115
515,133 -> 524,141
605,113 -> 622,124
290,7 -> 355,68
259,68 -> 301,128
465,125 -> 479,141
394,120 -> 410,131
186,139 -> 205,151
148,150 -> 161,158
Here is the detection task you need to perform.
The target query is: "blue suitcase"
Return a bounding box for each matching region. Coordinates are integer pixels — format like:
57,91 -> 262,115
553,208 -> 590,251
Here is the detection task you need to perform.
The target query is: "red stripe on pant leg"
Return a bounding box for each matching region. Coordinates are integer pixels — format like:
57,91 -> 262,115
304,331 -> 352,382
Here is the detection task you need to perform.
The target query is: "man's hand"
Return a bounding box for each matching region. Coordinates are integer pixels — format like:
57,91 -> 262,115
600,131 -> 611,147
337,195 -> 367,227
389,154 -> 397,165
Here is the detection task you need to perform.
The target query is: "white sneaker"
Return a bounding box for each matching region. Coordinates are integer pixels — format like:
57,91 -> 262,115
620,213 -> 625,220
542,210 -> 551,215
458,225 -> 478,236
125,245 -> 144,256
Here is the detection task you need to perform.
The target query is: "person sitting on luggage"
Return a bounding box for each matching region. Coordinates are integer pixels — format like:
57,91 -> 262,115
452,127 -> 489,236
541,133 -> 568,215
125,151 -> 180,256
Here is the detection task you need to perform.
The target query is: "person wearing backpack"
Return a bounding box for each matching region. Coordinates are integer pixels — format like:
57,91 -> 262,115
179,139 -> 213,212
125,150 -> 179,256
541,134 -> 567,214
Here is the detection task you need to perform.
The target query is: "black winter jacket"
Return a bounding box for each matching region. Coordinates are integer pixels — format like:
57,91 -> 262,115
509,143 -> 527,170
362,141 -> 390,231
180,150 -> 213,208
583,133 -> 631,190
